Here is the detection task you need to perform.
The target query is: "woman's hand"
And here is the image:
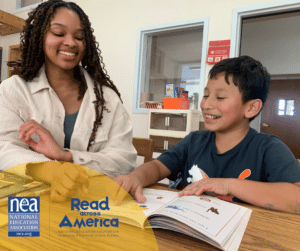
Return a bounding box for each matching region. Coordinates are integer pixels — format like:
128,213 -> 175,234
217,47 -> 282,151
178,178 -> 230,197
18,119 -> 72,161
50,162 -> 89,202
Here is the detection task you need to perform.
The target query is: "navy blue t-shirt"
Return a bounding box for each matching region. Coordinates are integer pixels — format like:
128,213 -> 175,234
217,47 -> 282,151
158,128 -> 300,190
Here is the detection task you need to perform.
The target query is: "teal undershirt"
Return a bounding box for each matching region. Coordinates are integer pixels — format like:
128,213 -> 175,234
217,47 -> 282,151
64,110 -> 79,149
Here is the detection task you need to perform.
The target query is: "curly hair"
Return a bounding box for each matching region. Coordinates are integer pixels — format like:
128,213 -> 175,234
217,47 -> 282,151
13,0 -> 121,150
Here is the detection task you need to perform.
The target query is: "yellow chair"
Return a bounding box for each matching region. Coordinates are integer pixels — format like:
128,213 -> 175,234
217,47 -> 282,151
132,137 -> 154,163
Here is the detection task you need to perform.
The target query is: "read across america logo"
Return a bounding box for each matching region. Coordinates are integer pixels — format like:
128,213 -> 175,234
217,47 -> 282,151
59,197 -> 119,229
8,197 -> 40,237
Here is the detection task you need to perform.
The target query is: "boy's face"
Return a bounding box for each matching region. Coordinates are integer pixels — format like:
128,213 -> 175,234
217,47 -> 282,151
200,74 -> 250,134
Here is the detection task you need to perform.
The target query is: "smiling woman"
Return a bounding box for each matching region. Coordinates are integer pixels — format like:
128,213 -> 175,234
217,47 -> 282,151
0,0 -> 137,202
44,8 -> 85,73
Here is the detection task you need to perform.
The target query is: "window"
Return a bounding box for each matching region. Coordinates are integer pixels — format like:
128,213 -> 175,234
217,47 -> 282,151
15,0 -> 45,13
133,18 -> 209,113
278,99 -> 294,116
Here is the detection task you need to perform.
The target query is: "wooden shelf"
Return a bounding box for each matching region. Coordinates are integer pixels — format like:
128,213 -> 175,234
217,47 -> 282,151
0,10 -> 25,36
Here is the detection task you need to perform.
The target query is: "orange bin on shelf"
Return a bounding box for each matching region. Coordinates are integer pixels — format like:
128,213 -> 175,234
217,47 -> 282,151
163,98 -> 189,109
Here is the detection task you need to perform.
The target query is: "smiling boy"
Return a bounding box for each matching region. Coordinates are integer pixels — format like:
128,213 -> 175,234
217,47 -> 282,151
114,56 -> 300,214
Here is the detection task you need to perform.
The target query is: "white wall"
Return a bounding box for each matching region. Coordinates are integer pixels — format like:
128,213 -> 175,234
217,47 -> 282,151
1,0 -> 297,138
0,0 -> 2,77
72,0 -> 285,138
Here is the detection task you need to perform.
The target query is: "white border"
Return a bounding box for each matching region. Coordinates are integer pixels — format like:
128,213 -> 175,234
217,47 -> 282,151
133,17 -> 209,114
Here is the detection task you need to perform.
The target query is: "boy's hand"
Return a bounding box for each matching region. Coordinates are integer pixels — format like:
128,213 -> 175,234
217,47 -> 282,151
112,174 -> 146,204
178,178 -> 230,197
50,163 -> 89,202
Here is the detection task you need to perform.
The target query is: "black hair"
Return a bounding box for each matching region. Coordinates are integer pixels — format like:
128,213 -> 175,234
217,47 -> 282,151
209,55 -> 270,121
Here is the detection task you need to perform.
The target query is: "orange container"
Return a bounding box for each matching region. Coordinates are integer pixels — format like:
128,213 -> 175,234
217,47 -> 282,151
163,98 -> 189,109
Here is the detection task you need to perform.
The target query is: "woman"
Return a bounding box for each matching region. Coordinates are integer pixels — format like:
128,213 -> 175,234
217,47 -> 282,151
0,0 -> 136,201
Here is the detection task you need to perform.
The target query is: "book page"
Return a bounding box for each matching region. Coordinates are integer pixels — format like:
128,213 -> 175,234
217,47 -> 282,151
135,189 -> 179,217
85,189 -> 178,228
221,209 -> 252,251
86,194 -> 149,228
152,194 -> 241,237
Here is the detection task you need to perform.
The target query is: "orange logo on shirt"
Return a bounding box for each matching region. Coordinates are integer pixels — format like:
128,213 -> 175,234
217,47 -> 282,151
238,169 -> 251,180
195,168 -> 251,180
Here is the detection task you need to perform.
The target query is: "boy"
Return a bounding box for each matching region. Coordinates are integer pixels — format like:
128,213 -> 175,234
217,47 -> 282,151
114,56 -> 300,214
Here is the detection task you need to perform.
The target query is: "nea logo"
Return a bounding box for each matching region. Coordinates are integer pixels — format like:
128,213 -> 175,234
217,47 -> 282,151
8,197 -> 39,213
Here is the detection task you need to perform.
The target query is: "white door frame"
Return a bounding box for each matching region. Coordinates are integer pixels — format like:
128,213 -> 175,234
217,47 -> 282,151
230,0 -> 300,58
230,0 -> 300,131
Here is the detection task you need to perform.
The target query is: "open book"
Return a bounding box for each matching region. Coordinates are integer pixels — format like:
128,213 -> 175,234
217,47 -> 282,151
87,188 -> 252,251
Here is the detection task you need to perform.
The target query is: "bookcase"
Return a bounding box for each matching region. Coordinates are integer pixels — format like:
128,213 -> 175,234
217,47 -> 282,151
148,109 -> 202,155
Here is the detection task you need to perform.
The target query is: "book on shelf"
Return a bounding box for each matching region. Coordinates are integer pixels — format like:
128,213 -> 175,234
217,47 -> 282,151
165,83 -> 175,98
87,188 -> 252,251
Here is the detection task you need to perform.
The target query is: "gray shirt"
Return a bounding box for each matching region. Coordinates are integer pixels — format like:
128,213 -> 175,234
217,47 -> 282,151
64,110 -> 79,149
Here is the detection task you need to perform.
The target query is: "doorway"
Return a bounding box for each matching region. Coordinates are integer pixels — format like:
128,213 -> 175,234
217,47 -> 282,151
231,2 -> 300,158
260,79 -> 300,158
8,44 -> 21,77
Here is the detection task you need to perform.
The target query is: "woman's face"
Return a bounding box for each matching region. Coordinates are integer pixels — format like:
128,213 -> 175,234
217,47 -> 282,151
43,8 -> 85,72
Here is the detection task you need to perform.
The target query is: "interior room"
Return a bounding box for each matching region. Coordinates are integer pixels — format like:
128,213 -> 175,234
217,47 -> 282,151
1,0 -> 299,159
0,1 -> 300,250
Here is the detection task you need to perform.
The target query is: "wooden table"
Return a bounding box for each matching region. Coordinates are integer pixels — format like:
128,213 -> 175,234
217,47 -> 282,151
0,175 -> 300,251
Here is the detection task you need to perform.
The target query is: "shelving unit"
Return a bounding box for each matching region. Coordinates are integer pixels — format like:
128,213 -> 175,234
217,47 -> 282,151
148,109 -> 203,155
0,10 -> 25,36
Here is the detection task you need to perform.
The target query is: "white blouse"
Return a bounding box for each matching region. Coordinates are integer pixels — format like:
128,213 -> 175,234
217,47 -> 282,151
0,66 -> 136,177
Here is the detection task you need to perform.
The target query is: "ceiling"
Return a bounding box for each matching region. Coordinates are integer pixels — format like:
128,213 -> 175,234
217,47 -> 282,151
0,10 -> 25,36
